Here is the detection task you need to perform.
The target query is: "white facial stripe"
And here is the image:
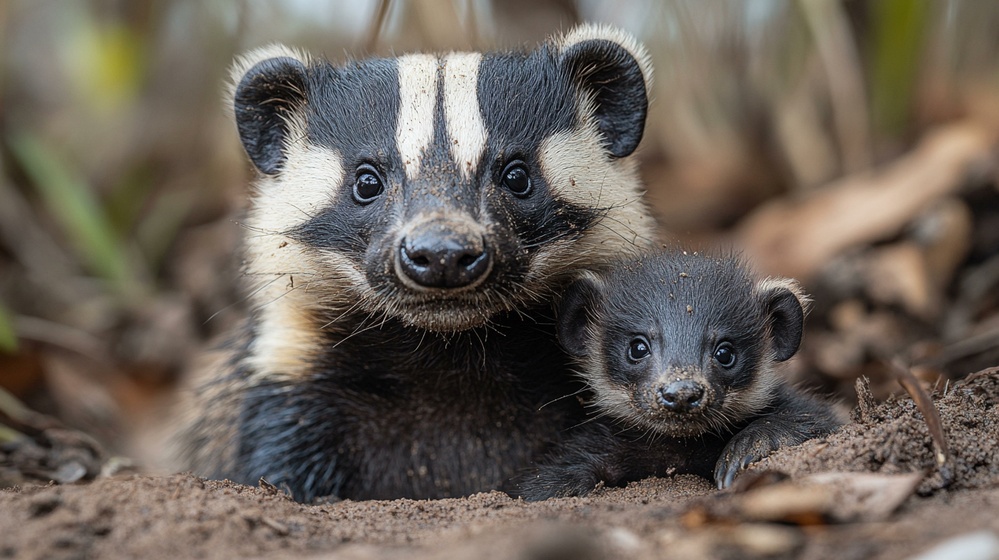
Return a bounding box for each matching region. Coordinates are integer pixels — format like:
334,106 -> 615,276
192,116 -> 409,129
396,54 -> 439,179
443,53 -> 487,179
249,142 -> 343,235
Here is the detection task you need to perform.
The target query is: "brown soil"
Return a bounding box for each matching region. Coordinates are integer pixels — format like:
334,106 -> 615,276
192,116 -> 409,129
2,369 -> 998,560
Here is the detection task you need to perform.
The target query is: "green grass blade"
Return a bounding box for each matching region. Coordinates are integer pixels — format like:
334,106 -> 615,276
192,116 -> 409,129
8,132 -> 133,295
0,301 -> 16,353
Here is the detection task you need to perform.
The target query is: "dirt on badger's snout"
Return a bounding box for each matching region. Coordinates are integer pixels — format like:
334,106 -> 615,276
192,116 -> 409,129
2,368 -> 998,560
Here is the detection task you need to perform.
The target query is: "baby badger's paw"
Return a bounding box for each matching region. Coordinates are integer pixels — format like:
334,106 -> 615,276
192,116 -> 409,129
713,422 -> 785,489
513,464 -> 603,501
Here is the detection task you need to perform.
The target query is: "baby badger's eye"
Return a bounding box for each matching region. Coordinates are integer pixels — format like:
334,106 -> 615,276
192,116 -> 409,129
627,337 -> 651,362
713,342 -> 736,368
353,165 -> 384,204
500,160 -> 532,197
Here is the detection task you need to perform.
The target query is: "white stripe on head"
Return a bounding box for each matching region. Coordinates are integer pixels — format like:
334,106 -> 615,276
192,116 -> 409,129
443,53 -> 487,179
396,54 -> 439,179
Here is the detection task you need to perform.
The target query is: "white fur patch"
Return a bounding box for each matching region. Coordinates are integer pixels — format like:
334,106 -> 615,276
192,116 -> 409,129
443,53 -> 487,179
396,54 -> 439,179
247,298 -> 320,379
536,126 -> 656,263
250,143 -> 343,235
243,141 -> 371,379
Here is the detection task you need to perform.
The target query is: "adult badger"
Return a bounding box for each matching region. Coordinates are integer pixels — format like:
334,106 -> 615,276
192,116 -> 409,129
175,25 -> 657,501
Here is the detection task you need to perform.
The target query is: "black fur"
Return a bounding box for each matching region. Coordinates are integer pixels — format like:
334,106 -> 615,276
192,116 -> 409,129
559,39 -> 648,157
181,31 -> 653,502
215,309 -> 584,501
234,56 -> 308,174
514,252 -> 842,500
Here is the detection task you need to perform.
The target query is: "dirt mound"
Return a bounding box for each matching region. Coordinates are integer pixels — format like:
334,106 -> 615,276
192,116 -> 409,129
1,369 -> 998,560
757,367 -> 999,493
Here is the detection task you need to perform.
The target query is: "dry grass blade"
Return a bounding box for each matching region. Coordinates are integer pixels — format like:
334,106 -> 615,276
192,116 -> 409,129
890,359 -> 953,486
739,121 -> 997,281
363,0 -> 392,52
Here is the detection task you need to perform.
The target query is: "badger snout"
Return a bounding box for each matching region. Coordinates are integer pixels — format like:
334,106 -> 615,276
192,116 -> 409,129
397,220 -> 492,289
655,379 -> 707,413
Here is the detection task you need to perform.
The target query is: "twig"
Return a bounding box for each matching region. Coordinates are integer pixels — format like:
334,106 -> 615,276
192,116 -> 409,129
890,359 -> 953,487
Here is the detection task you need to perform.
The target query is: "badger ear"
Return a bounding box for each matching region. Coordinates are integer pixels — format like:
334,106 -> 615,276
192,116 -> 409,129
557,25 -> 652,158
232,50 -> 309,175
558,275 -> 603,357
757,278 -> 809,362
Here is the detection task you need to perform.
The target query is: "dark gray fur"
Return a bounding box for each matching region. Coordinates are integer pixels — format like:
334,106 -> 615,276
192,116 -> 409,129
515,251 -> 842,500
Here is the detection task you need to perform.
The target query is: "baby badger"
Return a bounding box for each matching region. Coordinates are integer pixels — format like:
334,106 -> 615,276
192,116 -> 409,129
515,251 -> 842,500
173,25 -> 658,502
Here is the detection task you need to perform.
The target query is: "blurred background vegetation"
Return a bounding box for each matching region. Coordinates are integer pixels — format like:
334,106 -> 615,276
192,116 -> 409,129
1,1 -> 998,465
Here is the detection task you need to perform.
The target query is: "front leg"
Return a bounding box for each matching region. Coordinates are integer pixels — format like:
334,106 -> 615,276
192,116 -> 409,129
233,378 -> 356,502
512,422 -> 721,500
512,422 -> 631,501
714,386 -> 843,488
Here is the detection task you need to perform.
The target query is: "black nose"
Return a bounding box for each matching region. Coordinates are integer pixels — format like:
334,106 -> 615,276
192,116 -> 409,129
398,224 -> 490,289
657,380 -> 705,413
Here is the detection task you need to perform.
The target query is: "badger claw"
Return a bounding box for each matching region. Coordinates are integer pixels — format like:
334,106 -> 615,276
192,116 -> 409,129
713,429 -> 776,489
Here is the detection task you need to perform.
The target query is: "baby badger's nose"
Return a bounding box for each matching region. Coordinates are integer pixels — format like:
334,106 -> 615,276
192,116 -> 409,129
657,380 -> 705,413
399,222 -> 491,289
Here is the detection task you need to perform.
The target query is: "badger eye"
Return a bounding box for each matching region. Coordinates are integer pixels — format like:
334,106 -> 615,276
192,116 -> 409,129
501,161 -> 532,197
353,165 -> 384,204
713,342 -> 736,368
627,337 -> 650,362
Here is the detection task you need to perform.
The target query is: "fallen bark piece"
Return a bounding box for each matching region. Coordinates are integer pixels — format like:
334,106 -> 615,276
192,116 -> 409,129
800,471 -> 923,522
686,471 -> 922,525
738,121 -> 997,281
658,523 -> 804,559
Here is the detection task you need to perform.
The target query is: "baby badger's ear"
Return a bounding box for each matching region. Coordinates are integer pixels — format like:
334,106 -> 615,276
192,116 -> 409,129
557,275 -> 604,357
230,46 -> 310,175
756,278 -> 810,362
555,24 -> 653,158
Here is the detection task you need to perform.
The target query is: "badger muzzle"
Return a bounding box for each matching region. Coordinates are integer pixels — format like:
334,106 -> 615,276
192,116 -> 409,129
395,217 -> 493,291
644,368 -> 715,417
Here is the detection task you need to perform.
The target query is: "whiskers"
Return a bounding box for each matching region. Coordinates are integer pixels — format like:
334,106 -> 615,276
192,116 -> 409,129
538,384 -> 589,412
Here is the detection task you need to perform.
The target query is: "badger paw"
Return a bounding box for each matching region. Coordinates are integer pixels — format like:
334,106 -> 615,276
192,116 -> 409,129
713,427 -> 781,489
513,465 -> 603,501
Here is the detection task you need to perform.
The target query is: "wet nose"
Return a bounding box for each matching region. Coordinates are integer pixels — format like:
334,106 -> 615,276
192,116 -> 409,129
398,223 -> 490,289
657,380 -> 705,413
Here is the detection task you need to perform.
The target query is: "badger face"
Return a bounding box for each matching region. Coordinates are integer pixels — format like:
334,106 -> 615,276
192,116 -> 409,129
558,254 -> 808,438
231,26 -> 656,351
